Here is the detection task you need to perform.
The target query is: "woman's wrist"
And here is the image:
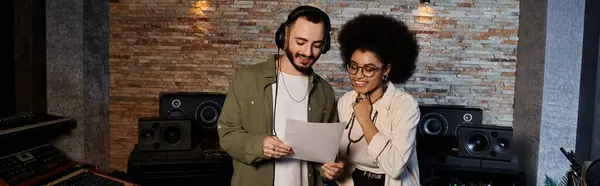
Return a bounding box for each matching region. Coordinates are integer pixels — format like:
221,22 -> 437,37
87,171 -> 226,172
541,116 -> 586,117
357,119 -> 378,143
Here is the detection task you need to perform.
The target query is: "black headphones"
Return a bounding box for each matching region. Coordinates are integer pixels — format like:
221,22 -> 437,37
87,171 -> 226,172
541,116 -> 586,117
274,5 -> 332,54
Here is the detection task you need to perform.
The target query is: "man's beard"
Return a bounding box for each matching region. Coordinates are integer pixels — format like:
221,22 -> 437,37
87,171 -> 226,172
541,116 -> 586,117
284,48 -> 320,75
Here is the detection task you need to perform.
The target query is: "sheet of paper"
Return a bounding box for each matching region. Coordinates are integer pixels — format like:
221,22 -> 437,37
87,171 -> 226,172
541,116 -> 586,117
283,118 -> 346,164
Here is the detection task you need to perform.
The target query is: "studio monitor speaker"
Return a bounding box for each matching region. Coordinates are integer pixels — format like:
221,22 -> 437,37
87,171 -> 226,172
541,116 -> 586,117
417,105 -> 483,157
159,92 -> 225,130
457,124 -> 514,162
138,117 -> 192,152
159,92 -> 226,151
418,105 -> 484,138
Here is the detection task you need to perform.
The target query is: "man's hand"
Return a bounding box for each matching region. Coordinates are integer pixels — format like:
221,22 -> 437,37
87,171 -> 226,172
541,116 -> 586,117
263,136 -> 293,159
321,161 -> 344,180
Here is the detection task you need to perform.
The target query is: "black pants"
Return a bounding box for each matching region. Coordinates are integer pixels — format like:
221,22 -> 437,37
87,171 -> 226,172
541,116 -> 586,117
352,169 -> 385,186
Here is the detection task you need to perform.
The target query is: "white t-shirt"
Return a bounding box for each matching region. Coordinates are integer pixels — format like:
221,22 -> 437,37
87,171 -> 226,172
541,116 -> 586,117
272,71 -> 309,186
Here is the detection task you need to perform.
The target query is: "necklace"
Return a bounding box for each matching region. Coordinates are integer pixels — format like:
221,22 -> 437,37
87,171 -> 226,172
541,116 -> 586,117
278,59 -> 309,103
345,111 -> 379,155
370,86 -> 387,103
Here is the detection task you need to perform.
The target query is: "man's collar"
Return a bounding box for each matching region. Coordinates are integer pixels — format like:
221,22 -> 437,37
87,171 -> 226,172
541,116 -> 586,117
262,55 -> 277,79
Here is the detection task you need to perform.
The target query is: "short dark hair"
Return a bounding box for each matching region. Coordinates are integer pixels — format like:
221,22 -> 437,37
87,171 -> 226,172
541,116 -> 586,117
337,14 -> 419,84
287,6 -> 331,32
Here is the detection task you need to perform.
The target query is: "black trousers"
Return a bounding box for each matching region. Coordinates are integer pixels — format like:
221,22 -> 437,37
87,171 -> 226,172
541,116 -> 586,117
352,169 -> 385,186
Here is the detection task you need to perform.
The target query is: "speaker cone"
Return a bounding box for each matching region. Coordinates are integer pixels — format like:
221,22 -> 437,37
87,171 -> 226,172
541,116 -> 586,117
195,101 -> 222,129
420,113 -> 447,136
465,132 -> 489,155
162,125 -> 183,145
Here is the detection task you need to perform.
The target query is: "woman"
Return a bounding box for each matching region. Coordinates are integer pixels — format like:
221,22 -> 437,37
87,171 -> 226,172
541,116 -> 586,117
334,14 -> 421,186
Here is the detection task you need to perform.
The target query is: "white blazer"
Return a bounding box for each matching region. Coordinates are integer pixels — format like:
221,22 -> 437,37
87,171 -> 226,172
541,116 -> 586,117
335,82 -> 421,186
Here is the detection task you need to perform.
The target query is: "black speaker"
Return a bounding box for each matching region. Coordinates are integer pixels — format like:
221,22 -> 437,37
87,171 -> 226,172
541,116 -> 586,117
457,124 -> 514,162
417,105 -> 483,158
416,105 -> 523,186
159,92 -> 225,130
138,117 -> 192,152
159,92 -> 225,151
418,105 -> 484,137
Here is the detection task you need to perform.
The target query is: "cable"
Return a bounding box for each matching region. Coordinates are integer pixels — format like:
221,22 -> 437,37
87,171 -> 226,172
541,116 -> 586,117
272,51 -> 280,137
271,52 -> 280,186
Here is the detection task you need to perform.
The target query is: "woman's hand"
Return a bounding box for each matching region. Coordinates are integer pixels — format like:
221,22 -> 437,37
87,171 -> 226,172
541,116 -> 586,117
353,93 -> 372,123
353,93 -> 379,144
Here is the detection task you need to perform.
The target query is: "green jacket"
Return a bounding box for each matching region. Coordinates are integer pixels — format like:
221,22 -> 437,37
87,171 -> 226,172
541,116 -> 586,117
217,56 -> 338,186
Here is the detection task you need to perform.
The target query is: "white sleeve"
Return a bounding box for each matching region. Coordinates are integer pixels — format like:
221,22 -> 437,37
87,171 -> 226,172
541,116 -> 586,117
366,95 -> 420,179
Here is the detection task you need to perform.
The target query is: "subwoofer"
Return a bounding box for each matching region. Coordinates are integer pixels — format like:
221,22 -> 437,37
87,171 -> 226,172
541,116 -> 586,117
137,117 -> 192,152
159,92 -> 225,151
457,124 -> 514,162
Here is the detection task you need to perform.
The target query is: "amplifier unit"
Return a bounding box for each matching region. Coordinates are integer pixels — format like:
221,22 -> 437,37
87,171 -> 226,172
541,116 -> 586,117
421,164 -> 526,186
127,144 -> 232,186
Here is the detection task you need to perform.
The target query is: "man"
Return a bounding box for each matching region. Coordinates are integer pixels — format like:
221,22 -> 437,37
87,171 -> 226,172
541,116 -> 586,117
217,5 -> 344,186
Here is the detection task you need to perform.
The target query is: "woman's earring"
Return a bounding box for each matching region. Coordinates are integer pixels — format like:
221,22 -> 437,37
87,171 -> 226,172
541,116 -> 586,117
382,74 -> 388,81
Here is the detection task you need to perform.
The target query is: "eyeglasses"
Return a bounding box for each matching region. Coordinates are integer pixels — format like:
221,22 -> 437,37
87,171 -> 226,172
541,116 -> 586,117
345,111 -> 379,155
347,63 -> 381,77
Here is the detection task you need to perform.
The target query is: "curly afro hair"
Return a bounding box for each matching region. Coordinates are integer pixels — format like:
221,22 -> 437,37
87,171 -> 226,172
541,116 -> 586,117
337,14 -> 419,84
